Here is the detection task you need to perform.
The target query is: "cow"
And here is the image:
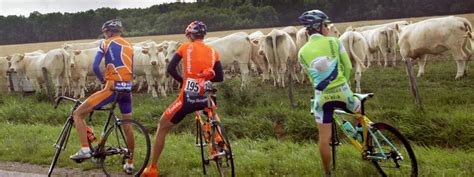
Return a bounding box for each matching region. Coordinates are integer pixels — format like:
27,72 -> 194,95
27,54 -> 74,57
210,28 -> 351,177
203,37 -> 220,43
256,29 -> 297,87
360,26 -> 396,67
398,16 -> 473,79
339,31 -> 368,93
9,53 -> 47,92
280,26 -> 298,44
157,40 -> 181,92
25,50 -> 45,56
63,39 -> 103,50
41,48 -> 71,96
206,32 -> 253,87
134,42 -> 167,97
249,31 -> 271,81
0,57 -> 9,91
68,48 -> 104,98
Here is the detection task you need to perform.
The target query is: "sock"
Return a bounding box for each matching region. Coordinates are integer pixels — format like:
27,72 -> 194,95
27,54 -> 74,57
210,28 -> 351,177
81,146 -> 91,153
127,159 -> 133,165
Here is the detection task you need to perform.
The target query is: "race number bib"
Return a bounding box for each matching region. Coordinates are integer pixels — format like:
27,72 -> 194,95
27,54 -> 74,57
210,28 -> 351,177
114,81 -> 132,91
184,78 -> 211,95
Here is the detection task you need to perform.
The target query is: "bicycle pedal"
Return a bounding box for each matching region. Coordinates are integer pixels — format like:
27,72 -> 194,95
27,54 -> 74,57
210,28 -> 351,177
330,141 -> 340,146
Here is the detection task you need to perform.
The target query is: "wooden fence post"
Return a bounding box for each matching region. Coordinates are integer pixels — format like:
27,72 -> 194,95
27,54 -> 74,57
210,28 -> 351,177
42,67 -> 55,104
405,58 -> 423,109
287,59 -> 297,108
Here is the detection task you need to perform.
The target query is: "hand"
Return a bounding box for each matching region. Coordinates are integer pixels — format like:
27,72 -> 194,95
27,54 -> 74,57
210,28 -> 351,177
197,68 -> 215,80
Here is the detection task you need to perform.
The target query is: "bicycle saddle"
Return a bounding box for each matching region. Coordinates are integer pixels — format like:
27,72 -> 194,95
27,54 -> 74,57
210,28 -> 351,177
354,93 -> 374,104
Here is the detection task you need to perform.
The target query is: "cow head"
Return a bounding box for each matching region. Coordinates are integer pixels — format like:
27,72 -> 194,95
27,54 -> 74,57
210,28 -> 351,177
9,54 -> 25,73
140,43 -> 163,66
69,50 -> 82,68
327,24 -> 341,37
163,41 -> 180,63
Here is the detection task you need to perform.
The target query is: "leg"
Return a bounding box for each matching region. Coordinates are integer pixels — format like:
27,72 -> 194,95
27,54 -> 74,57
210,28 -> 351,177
355,65 -> 362,93
72,102 -> 95,150
417,56 -> 427,77
318,123 -> 332,174
149,118 -> 175,167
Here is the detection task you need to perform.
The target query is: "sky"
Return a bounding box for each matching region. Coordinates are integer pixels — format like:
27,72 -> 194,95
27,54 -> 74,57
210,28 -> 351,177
0,0 -> 196,17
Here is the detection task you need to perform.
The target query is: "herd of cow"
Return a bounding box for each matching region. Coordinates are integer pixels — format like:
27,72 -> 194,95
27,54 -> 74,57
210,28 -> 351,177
0,16 -> 472,98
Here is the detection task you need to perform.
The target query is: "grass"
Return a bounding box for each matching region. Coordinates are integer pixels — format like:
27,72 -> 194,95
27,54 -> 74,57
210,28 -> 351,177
0,122 -> 472,177
0,60 -> 473,149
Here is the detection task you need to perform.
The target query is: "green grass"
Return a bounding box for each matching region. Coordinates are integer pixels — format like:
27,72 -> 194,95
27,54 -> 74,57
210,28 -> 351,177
0,123 -> 472,176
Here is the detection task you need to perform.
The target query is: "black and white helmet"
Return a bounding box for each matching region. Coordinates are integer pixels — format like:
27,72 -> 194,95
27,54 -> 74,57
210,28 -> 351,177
101,19 -> 123,32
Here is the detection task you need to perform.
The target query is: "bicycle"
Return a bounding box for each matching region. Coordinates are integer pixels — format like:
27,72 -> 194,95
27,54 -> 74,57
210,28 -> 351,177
193,81 -> 235,177
314,93 -> 418,177
47,89 -> 151,177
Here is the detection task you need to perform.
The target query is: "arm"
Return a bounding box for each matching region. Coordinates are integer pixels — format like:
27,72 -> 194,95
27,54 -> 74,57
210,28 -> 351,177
338,40 -> 352,81
167,53 -> 183,83
93,50 -> 105,84
210,61 -> 224,82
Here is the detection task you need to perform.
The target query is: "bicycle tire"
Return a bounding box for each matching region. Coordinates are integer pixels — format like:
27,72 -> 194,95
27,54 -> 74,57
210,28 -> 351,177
369,122 -> 418,177
99,119 -> 151,176
48,120 -> 73,177
212,121 -> 235,177
196,119 -> 209,175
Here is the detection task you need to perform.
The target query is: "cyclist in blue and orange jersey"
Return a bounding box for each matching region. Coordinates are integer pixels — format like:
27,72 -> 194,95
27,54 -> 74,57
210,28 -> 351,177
141,20 -> 224,177
298,10 -> 361,177
70,19 -> 136,174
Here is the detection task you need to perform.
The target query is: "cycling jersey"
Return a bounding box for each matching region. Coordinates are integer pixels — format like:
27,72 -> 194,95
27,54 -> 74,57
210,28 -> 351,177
85,36 -> 134,114
299,34 -> 359,124
164,40 -> 223,124
94,36 -> 134,83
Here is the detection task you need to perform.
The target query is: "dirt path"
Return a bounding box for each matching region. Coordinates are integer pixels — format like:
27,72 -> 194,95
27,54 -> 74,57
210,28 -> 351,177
0,161 -> 130,177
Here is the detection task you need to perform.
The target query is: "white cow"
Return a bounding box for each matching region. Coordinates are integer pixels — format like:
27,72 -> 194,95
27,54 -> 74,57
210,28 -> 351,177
207,32 -> 253,87
63,39 -> 103,50
249,31 -> 271,81
69,48 -> 104,98
41,48 -> 71,96
157,40 -> 181,92
280,26 -> 298,44
339,31 -> 368,93
9,53 -> 47,92
399,16 -> 473,79
25,50 -> 45,56
360,26 -> 395,67
256,29 -> 297,87
203,37 -> 220,43
0,57 -> 9,91
134,42 -> 167,97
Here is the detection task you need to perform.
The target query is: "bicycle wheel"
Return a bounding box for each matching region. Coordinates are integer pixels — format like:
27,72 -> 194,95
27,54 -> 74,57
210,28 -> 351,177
212,121 -> 235,177
48,119 -> 73,177
369,122 -> 418,177
99,119 -> 151,176
196,119 -> 210,175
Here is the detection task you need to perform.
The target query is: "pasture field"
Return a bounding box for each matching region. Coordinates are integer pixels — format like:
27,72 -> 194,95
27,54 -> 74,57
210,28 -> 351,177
0,13 -> 473,176
1,13 -> 473,56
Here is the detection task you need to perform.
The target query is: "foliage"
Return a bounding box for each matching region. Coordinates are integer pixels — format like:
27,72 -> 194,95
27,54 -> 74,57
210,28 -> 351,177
1,0 -> 473,44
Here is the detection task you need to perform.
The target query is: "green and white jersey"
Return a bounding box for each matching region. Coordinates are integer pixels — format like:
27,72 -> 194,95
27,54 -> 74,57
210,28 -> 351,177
298,34 -> 352,90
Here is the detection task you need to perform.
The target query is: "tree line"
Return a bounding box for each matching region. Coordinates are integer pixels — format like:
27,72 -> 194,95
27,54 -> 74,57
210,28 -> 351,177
0,0 -> 472,45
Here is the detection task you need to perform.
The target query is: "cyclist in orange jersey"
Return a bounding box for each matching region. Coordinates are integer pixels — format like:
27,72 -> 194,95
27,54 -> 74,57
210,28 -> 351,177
141,20 -> 224,177
69,19 -> 136,174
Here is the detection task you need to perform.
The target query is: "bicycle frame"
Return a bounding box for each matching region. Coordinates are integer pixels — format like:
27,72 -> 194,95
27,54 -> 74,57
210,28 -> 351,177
333,110 -> 400,161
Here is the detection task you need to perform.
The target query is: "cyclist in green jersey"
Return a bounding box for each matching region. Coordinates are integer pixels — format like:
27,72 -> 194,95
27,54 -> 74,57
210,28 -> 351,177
298,10 -> 361,176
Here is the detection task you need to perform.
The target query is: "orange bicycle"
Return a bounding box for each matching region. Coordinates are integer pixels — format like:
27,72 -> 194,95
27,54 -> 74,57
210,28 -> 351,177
194,81 -> 235,177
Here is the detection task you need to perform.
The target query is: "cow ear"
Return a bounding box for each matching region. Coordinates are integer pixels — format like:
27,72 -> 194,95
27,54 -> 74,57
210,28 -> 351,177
5,55 -> 11,61
73,50 -> 81,55
395,24 -> 400,31
19,54 -> 25,60
142,48 -> 149,54
158,47 -> 164,52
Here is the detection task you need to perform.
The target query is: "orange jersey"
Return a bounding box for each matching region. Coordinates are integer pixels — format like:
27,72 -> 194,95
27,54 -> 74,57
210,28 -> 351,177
98,36 -> 134,81
176,40 -> 219,80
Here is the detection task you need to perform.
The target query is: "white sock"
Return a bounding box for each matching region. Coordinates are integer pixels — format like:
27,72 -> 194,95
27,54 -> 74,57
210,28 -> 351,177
81,147 -> 91,153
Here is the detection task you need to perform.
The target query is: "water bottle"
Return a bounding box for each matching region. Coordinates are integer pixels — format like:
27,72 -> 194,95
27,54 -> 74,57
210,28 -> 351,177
342,121 -> 363,142
342,121 -> 357,138
86,127 -> 96,142
356,124 -> 363,143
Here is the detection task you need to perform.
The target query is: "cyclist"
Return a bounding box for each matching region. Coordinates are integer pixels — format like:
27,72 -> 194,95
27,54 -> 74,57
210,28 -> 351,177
141,20 -> 224,177
298,10 -> 361,176
69,19 -> 136,174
